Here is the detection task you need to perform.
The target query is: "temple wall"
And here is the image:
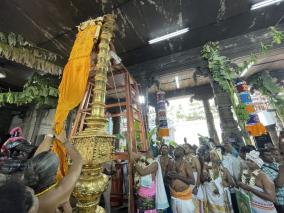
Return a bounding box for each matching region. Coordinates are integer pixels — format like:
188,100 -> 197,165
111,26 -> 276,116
9,108 -> 55,145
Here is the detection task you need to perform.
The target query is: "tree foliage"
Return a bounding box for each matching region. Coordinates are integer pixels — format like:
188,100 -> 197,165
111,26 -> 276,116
201,26 -> 284,131
0,73 -> 59,107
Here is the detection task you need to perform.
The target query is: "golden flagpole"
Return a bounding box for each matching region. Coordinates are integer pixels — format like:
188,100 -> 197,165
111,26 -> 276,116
72,14 -> 115,213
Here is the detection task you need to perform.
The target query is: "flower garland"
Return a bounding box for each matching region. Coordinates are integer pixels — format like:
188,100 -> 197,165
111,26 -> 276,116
241,169 -> 260,187
206,162 -> 224,195
134,156 -> 155,189
207,161 -> 225,181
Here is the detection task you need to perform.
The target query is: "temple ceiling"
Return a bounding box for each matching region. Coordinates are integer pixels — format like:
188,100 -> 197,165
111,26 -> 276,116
0,0 -> 284,91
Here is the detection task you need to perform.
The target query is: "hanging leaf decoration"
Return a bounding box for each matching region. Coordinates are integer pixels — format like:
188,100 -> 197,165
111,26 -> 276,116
201,41 -> 232,92
0,32 -> 62,75
270,27 -> 284,45
201,41 -> 249,128
0,73 -> 59,107
201,26 -> 284,128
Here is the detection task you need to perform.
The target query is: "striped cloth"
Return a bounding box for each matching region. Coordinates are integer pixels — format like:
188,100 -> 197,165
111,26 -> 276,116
261,163 -> 279,181
276,186 -> 284,206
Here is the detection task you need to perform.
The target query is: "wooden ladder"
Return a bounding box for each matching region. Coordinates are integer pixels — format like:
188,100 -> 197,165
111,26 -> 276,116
70,65 -> 148,213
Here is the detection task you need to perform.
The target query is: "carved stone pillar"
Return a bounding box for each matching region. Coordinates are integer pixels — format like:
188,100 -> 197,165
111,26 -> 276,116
209,76 -> 244,144
139,74 -> 149,131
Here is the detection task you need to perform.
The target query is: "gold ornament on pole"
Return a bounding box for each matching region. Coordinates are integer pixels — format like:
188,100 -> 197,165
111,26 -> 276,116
72,14 -> 115,213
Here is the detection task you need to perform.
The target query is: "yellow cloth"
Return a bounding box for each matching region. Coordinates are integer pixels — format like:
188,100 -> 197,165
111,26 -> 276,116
51,138 -> 68,181
54,25 -> 98,134
170,187 -> 192,200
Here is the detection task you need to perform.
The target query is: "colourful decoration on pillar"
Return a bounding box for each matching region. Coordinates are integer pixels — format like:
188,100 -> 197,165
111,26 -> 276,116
235,79 -> 267,137
156,91 -> 169,137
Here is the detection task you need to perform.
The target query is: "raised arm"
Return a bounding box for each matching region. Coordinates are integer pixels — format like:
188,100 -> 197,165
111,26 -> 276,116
51,140 -> 83,204
223,167 -> 235,187
134,161 -> 158,176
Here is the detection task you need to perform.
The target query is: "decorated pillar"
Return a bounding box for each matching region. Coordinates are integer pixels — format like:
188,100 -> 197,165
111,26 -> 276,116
235,79 -> 266,142
72,15 -> 115,213
156,91 -> 169,138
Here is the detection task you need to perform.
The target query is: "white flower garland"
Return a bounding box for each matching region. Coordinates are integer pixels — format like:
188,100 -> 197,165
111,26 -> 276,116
241,169 -> 260,187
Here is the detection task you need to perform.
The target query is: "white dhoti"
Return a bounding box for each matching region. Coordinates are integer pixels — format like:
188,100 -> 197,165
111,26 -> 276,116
171,187 -> 195,213
171,196 -> 195,213
192,172 -> 205,213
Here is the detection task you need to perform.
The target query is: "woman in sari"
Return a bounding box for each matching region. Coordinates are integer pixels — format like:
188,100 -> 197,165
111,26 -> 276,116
132,150 -> 158,213
202,148 -> 234,213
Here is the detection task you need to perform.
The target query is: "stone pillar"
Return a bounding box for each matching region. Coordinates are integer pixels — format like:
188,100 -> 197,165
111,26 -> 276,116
139,73 -> 150,132
192,86 -> 220,145
202,98 -> 220,144
209,77 -> 244,144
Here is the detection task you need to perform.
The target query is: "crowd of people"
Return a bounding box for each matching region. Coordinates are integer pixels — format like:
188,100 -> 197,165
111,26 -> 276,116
1,125 -> 284,213
132,132 -> 284,213
0,127 -> 83,213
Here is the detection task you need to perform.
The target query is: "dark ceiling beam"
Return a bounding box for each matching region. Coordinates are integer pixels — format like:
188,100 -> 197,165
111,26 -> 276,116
128,24 -> 284,82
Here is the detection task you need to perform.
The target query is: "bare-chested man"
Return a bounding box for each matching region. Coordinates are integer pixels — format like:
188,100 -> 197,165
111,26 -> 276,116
157,144 -> 172,213
183,144 -> 202,212
183,144 -> 201,192
238,150 -> 277,213
158,144 -> 171,178
168,146 -> 195,213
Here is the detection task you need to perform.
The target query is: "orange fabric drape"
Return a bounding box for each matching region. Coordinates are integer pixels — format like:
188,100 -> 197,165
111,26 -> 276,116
51,138 -> 68,181
245,123 -> 267,137
158,128 -> 169,137
170,187 -> 192,200
54,25 -> 98,135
